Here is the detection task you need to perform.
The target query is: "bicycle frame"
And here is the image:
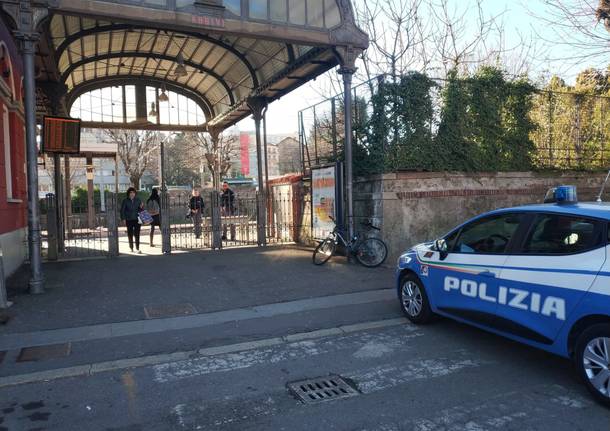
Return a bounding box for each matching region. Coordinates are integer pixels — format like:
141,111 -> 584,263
329,227 -> 359,252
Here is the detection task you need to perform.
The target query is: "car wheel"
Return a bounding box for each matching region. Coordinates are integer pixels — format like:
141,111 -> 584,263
399,273 -> 433,324
574,323 -> 610,408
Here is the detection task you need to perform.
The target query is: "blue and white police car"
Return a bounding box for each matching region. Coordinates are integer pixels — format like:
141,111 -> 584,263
396,186 -> 610,406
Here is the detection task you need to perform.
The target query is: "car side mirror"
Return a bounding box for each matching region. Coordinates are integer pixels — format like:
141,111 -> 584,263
434,239 -> 449,260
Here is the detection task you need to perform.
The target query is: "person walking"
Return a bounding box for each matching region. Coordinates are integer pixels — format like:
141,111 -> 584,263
221,181 -> 236,241
146,188 -> 161,247
120,187 -> 144,253
189,188 -> 205,239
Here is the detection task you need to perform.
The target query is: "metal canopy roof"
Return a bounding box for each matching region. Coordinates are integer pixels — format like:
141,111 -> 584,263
27,0 -> 368,130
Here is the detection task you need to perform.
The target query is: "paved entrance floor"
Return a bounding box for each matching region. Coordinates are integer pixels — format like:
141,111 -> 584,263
2,246 -> 394,333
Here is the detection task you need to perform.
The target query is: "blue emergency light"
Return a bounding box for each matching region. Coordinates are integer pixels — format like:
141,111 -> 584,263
544,185 -> 578,204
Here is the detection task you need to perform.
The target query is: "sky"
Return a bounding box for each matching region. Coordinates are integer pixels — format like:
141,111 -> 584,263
238,0 -> 609,135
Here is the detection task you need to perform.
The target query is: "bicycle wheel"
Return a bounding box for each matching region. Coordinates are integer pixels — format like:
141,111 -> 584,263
355,237 -> 388,268
313,237 -> 336,265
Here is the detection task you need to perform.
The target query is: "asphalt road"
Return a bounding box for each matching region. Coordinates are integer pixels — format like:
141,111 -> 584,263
1,308 -> 609,431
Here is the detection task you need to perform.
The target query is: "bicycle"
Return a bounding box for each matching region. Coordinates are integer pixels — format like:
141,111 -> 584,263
312,216 -> 388,267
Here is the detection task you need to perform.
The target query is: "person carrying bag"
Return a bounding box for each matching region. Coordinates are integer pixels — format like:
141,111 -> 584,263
120,187 -> 144,253
146,188 -> 161,247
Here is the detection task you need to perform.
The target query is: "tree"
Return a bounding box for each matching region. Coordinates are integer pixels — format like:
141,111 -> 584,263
530,0 -> 610,71
105,129 -> 159,189
184,132 -> 238,183
163,133 -> 200,187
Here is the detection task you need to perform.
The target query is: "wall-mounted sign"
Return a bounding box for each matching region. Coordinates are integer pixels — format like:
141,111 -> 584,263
312,165 -> 337,239
191,14 -> 225,28
42,116 -> 81,154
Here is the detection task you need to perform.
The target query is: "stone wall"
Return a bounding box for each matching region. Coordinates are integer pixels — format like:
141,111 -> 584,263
354,171 -> 610,263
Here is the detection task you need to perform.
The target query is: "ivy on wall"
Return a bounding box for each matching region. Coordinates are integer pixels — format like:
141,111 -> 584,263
351,67 -> 537,175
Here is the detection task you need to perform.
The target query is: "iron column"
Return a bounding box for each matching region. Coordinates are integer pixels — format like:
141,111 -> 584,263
20,29 -> 44,293
339,65 -> 356,240
247,97 -> 267,246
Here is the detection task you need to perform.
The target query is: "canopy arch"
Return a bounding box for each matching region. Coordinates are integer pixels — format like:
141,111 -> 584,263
69,80 -> 209,130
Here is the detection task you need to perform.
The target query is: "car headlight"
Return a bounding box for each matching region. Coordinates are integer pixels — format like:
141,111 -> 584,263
397,254 -> 412,266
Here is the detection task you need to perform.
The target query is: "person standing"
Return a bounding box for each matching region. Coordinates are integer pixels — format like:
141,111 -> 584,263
221,181 -> 236,241
120,187 -> 144,253
189,188 -> 205,239
146,188 -> 161,247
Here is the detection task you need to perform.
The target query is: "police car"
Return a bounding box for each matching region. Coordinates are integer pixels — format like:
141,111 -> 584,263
396,186 -> 610,407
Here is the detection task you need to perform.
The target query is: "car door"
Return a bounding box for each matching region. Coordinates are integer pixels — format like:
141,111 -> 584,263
424,212 -> 527,325
497,213 -> 607,345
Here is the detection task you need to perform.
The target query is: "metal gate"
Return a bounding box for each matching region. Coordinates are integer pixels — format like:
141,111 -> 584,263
41,192 -> 111,261
41,187 -> 306,259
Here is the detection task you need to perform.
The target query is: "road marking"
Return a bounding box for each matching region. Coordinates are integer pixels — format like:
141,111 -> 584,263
172,397 -> 278,430
0,318 -> 409,388
357,384 -> 592,431
349,352 -> 486,394
153,325 -> 421,383
0,288 -> 396,350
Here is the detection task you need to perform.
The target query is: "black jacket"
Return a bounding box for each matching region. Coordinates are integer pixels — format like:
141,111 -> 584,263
189,196 -> 205,212
221,188 -> 235,213
120,197 -> 142,221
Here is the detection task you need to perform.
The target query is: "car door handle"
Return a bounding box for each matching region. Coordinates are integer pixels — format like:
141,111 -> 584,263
478,271 -> 496,278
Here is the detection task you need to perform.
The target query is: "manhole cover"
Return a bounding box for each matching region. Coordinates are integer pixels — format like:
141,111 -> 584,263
144,303 -> 197,319
288,375 -> 359,404
17,343 -> 71,362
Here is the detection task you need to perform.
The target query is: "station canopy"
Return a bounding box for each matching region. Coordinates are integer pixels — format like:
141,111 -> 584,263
29,0 -> 368,131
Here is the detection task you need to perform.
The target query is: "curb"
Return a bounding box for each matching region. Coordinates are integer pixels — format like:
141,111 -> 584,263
0,317 -> 407,388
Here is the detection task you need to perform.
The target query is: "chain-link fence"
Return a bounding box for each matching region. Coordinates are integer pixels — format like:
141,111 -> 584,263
299,71 -> 610,175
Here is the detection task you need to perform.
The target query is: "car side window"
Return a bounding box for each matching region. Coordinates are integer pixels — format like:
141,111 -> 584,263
452,213 -> 524,254
522,214 -> 602,255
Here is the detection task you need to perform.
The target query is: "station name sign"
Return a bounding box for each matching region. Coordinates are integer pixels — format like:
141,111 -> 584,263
191,14 -> 225,28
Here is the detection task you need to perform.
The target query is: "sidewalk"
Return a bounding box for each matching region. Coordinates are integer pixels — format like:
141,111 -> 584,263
2,246 -> 395,333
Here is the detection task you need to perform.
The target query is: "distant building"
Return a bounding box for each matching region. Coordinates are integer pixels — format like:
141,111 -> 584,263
277,137 -> 301,175
38,129 -> 157,199
232,132 -> 298,183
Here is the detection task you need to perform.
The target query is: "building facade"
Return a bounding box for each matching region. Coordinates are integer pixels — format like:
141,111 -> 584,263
0,19 -> 27,277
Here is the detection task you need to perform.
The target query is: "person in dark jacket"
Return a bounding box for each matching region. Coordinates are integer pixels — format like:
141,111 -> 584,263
189,188 -> 205,239
146,188 -> 161,247
221,182 -> 236,241
120,187 -> 144,253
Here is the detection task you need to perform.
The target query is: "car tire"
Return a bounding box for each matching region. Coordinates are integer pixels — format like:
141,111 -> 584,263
574,323 -> 610,408
399,273 -> 434,324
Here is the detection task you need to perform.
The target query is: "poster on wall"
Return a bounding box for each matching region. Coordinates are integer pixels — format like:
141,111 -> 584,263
312,165 -> 337,239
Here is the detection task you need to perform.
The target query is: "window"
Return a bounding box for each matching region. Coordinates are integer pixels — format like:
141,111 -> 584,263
3,105 -> 12,200
522,214 -> 602,255
324,0 -> 341,27
289,0 -> 306,25
270,0 -> 287,21
452,213 -> 524,254
249,0 -> 267,19
224,0 -> 241,15
308,0 -> 324,27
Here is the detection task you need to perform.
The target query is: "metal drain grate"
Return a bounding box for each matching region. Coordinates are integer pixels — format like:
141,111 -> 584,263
288,375 -> 359,404
144,303 -> 197,319
17,343 -> 71,362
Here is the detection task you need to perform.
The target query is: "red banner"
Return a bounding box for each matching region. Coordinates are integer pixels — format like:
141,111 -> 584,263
240,132 -> 250,175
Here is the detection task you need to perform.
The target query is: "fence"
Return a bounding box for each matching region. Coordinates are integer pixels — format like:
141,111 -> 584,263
298,71 -> 610,176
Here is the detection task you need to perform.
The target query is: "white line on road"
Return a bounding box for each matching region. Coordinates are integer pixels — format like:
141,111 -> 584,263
153,325 -> 422,383
0,318 -> 409,388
